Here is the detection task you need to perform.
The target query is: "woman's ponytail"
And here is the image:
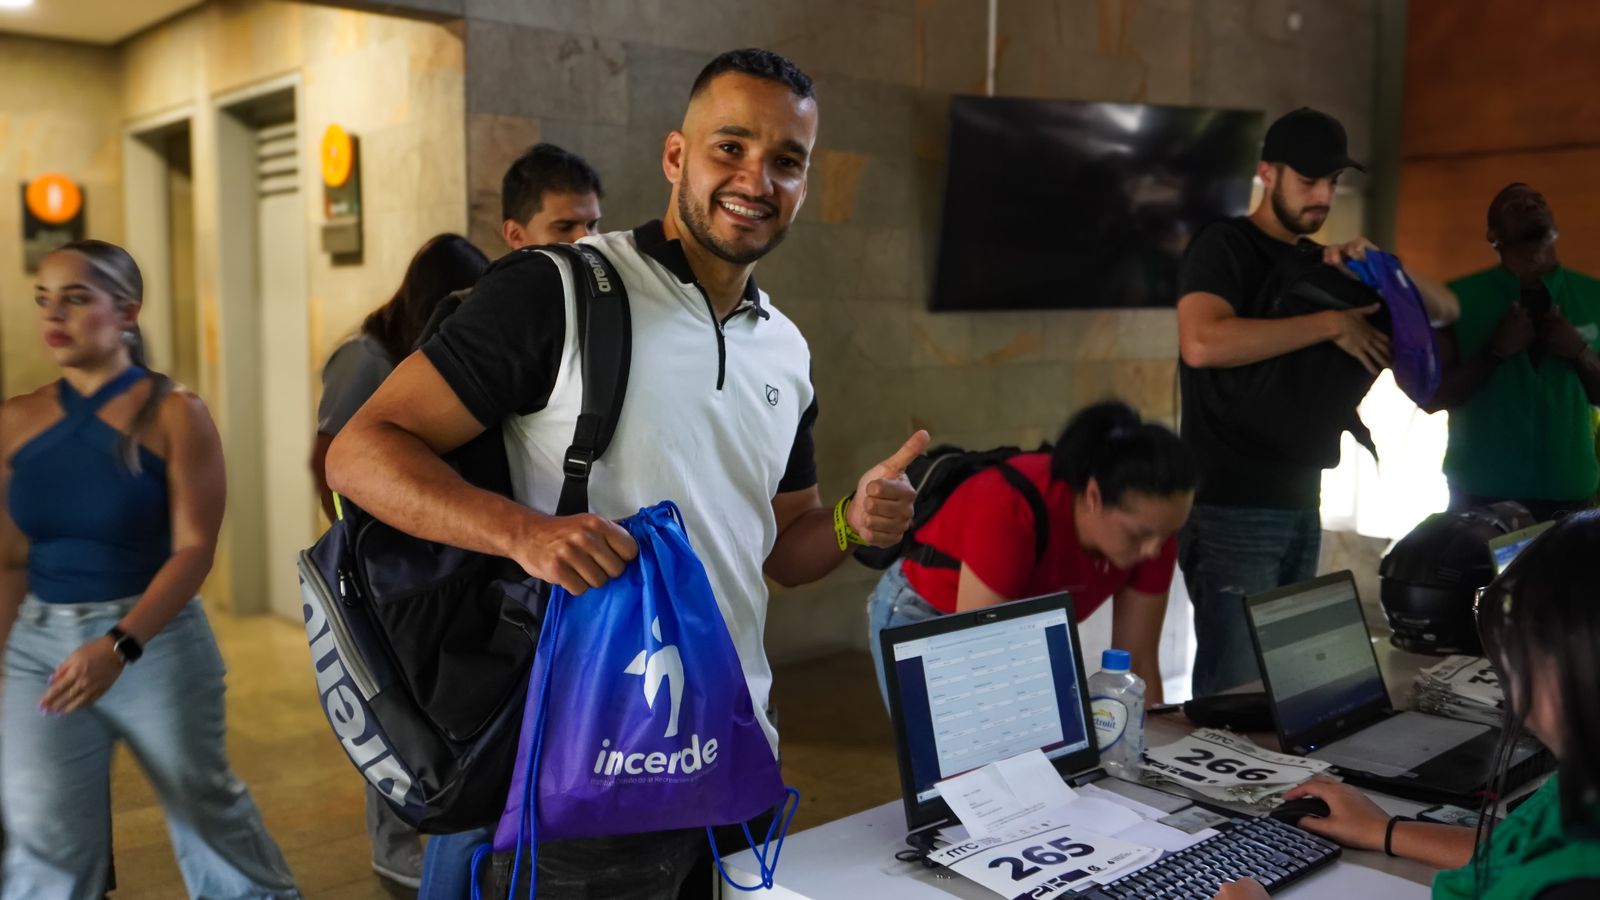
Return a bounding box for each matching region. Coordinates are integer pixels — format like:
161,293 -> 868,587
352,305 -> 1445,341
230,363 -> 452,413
1050,400 -> 1196,505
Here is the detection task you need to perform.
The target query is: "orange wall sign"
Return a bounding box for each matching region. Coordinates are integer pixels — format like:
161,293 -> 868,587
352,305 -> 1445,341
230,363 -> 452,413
21,173 -> 87,272
319,124 -> 363,258
25,173 -> 83,225
321,124 -> 354,189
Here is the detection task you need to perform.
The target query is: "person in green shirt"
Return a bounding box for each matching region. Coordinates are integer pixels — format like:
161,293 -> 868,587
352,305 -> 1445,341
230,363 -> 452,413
1424,183 -> 1600,522
1215,510 -> 1600,899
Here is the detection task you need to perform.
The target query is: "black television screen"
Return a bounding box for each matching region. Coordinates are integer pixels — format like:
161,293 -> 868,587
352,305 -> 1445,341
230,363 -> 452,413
930,97 -> 1264,311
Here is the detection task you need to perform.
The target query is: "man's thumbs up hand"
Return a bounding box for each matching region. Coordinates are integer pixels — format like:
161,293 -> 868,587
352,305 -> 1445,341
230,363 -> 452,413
848,430 -> 930,547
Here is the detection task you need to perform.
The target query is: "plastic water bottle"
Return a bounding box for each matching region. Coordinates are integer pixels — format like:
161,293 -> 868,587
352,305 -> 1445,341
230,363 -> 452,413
1088,649 -> 1146,780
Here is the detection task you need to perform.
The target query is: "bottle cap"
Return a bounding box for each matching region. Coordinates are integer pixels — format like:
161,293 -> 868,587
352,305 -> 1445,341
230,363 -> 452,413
1102,649 -> 1131,671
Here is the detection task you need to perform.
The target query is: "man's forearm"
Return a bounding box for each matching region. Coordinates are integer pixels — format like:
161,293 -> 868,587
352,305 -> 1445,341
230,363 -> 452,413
1181,311 -> 1339,369
1410,273 -> 1460,326
763,507 -> 848,588
328,420 -> 536,559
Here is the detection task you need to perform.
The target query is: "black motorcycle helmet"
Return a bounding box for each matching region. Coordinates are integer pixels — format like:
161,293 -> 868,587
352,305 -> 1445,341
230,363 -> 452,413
1378,502 -> 1534,655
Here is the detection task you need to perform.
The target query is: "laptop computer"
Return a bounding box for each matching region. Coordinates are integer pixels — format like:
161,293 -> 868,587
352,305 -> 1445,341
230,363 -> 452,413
1489,520 -> 1554,575
880,592 -> 1109,835
1245,571 -> 1550,803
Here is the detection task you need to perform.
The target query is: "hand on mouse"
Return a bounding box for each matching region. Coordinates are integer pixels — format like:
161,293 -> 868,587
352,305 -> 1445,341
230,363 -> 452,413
1281,776 -> 1390,850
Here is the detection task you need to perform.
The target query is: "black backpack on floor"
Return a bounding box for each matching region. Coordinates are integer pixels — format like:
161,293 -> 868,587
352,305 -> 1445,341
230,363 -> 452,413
853,445 -> 1051,572
296,243 -> 631,833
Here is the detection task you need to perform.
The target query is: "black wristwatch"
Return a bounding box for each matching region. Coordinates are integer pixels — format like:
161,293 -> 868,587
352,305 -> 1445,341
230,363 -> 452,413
107,626 -> 144,664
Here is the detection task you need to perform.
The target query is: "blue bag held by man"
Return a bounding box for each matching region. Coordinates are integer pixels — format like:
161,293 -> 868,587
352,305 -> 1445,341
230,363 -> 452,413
484,501 -> 798,897
1347,249 -> 1443,406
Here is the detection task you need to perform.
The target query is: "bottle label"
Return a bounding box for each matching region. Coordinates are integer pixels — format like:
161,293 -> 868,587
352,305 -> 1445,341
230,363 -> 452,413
1091,696 -> 1128,750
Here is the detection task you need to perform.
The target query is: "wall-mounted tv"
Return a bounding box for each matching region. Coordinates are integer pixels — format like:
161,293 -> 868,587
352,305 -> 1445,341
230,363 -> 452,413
930,97 -> 1264,311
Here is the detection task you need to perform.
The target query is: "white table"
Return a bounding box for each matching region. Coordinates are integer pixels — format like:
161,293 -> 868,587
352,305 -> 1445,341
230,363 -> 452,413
715,790 -> 1436,899
718,641 -> 1456,899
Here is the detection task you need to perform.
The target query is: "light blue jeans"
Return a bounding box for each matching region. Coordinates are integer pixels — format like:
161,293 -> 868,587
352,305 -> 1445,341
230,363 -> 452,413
865,562 -> 942,711
1,596 -> 300,899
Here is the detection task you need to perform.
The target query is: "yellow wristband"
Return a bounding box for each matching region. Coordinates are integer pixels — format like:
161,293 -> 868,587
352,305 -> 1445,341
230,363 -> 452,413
834,492 -> 867,551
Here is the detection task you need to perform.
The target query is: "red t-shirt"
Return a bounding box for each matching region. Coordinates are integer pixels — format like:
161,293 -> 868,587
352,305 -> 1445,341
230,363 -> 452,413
902,453 -> 1178,615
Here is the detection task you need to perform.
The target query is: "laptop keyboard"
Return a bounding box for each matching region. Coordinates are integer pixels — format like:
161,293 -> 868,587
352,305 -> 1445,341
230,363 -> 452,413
1312,711 -> 1487,777
1067,815 -> 1340,899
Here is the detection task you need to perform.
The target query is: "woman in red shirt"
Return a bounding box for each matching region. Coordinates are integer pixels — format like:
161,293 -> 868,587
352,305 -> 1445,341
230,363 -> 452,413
867,401 -> 1196,709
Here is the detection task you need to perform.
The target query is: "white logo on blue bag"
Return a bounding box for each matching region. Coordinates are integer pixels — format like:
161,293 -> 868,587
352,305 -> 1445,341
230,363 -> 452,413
623,617 -> 684,738
594,616 -> 717,778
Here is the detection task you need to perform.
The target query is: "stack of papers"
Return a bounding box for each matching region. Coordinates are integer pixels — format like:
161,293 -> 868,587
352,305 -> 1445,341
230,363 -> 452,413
1412,656 -> 1504,727
928,750 -> 1180,898
1141,729 -> 1331,806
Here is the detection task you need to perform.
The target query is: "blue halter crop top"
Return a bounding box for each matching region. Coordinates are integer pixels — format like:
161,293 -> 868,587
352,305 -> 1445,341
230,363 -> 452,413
6,367 -> 173,603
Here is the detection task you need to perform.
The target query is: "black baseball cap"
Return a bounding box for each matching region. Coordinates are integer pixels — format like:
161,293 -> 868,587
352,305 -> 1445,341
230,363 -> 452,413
1261,107 -> 1366,178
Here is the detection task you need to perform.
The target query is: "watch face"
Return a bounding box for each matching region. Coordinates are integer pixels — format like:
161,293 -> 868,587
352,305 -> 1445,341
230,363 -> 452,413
112,633 -> 143,663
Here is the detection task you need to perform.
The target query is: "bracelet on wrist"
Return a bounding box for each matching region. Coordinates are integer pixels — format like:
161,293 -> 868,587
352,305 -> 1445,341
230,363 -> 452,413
833,492 -> 867,552
1384,815 -> 1404,858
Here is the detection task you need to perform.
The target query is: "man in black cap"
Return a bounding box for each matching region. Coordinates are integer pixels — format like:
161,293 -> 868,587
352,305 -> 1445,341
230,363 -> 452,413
1174,107 -> 1458,697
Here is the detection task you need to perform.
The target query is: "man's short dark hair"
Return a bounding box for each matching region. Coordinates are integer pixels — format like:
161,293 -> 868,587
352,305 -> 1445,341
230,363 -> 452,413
1488,182 -> 1532,226
501,143 -> 603,225
689,48 -> 815,102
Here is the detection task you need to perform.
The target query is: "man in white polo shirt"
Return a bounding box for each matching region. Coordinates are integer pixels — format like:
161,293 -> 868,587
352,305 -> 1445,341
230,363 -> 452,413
328,48 -> 927,899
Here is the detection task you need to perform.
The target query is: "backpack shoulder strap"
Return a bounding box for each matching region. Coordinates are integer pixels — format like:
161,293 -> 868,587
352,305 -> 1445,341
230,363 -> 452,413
994,462 -> 1050,564
540,243 -> 632,517
905,458 -> 1051,570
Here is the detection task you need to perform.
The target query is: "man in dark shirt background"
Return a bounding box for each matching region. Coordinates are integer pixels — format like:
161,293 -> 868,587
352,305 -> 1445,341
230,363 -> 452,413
1175,108 -> 1459,697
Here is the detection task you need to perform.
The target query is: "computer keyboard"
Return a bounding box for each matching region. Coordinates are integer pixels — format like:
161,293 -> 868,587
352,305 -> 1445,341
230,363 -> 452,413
1067,814 -> 1341,899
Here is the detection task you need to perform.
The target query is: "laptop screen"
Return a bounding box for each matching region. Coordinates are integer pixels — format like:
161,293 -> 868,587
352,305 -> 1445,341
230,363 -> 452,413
1247,573 -> 1389,748
1490,521 -> 1553,575
883,594 -> 1098,829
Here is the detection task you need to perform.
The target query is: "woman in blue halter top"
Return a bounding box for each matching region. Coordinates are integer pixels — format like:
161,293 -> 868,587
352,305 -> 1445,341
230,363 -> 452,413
0,241 -> 300,898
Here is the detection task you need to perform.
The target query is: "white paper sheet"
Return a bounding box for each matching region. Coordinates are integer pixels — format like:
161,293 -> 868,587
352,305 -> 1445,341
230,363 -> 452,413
936,750 -> 1080,838
1115,819 -> 1218,853
1074,782 -> 1169,822
1046,796 -> 1144,836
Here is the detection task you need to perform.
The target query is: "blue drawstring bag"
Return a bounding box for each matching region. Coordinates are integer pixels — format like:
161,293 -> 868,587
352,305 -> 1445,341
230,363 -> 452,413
1347,250 -> 1442,406
476,501 -> 798,898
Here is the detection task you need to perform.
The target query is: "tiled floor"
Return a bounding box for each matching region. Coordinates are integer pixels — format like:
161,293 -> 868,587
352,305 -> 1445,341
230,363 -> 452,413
98,610 -> 901,898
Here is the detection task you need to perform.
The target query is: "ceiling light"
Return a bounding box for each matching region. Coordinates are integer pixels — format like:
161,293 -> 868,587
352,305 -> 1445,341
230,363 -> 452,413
0,0 -> 36,9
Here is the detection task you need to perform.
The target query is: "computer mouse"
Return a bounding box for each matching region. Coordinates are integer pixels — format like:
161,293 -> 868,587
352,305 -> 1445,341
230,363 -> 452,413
1268,797 -> 1331,825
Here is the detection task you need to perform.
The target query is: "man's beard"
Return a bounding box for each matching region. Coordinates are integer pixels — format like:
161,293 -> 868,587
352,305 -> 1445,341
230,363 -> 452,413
1270,184 -> 1328,236
677,181 -> 788,266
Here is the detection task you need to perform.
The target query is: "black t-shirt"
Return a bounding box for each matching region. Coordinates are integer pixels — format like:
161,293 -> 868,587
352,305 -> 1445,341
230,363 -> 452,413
420,246 -> 819,494
1177,217 -> 1326,509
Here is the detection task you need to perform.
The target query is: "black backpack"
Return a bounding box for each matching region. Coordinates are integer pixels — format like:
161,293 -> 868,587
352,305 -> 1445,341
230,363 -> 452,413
853,445 -> 1051,572
295,243 -> 631,833
1217,238 -> 1382,467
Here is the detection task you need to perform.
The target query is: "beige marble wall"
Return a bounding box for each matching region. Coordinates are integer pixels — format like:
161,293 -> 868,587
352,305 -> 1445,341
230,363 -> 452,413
117,0 -> 467,394
449,0 -> 1378,662
2,0 -> 1380,642
0,35 -> 123,398
106,0 -> 469,610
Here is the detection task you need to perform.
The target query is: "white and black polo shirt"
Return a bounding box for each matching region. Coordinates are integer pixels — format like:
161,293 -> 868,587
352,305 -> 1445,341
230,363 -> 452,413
422,220 -> 817,755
